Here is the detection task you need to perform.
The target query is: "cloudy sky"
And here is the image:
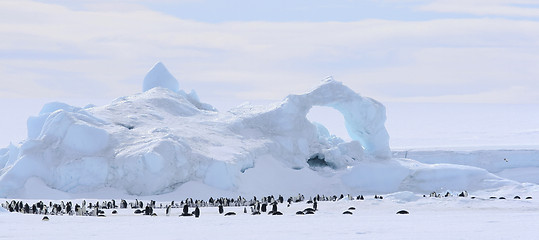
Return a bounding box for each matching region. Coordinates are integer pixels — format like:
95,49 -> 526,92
1,0 -> 538,147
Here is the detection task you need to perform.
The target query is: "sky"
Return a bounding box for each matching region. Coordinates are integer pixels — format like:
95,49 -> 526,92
1,0 -> 538,148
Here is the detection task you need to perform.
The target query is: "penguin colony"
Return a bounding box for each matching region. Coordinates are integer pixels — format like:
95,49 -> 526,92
1,191 -> 532,220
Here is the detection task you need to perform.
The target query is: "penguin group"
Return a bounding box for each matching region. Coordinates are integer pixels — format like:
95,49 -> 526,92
422,191 -> 533,201
4,191 -> 530,220
0,193 -> 372,219
1,199 -> 116,216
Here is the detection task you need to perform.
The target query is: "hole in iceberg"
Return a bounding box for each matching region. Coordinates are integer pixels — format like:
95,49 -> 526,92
306,106 -> 350,142
307,153 -> 335,169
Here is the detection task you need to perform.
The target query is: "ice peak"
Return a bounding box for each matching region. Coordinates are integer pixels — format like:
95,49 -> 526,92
324,76 -> 335,83
142,62 -> 179,92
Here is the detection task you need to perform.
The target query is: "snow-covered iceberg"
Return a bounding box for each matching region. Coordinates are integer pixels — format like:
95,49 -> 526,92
0,63 -> 523,198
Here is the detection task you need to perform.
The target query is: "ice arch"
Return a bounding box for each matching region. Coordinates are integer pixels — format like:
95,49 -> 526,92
282,78 -> 391,159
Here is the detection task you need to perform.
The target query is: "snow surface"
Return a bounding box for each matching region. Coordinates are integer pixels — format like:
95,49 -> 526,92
0,62 -> 537,202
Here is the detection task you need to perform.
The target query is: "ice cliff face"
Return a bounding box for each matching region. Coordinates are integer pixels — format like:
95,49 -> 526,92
0,63 -> 390,197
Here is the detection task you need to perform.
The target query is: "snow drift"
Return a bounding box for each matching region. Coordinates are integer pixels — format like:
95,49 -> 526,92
0,62 -> 527,198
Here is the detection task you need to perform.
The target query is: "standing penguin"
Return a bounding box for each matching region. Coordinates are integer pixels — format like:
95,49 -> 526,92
313,200 -> 318,211
194,206 -> 200,218
23,203 -> 30,214
182,205 -> 189,216
166,205 -> 171,216
271,202 -> 277,214
218,204 -> 224,214
145,205 -> 153,215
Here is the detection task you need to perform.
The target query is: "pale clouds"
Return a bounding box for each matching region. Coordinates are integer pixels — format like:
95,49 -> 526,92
0,0 -> 538,109
418,0 -> 539,17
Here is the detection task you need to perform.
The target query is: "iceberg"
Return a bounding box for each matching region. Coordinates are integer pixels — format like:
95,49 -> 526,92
0,62 -> 521,198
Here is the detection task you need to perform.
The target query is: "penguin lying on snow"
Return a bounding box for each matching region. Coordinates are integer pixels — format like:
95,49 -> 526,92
396,210 -> 409,215
303,208 -> 315,215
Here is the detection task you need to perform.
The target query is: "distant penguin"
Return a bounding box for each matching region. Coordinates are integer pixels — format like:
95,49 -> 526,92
183,205 -> 189,215
112,210 -> 118,214
271,203 -> 277,214
514,196 -> 521,199
261,203 -> 267,213
194,206 -> 200,218
304,210 -> 315,215
343,211 -> 353,215
166,205 -> 171,216
181,205 -> 192,216
296,211 -> 305,215
224,212 -> 236,216
303,208 -> 315,213
218,205 -> 224,214
144,205 -> 153,215
526,197 -> 533,200
313,201 -> 318,211
396,210 -> 409,214
42,216 -> 50,221
348,207 -> 356,210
